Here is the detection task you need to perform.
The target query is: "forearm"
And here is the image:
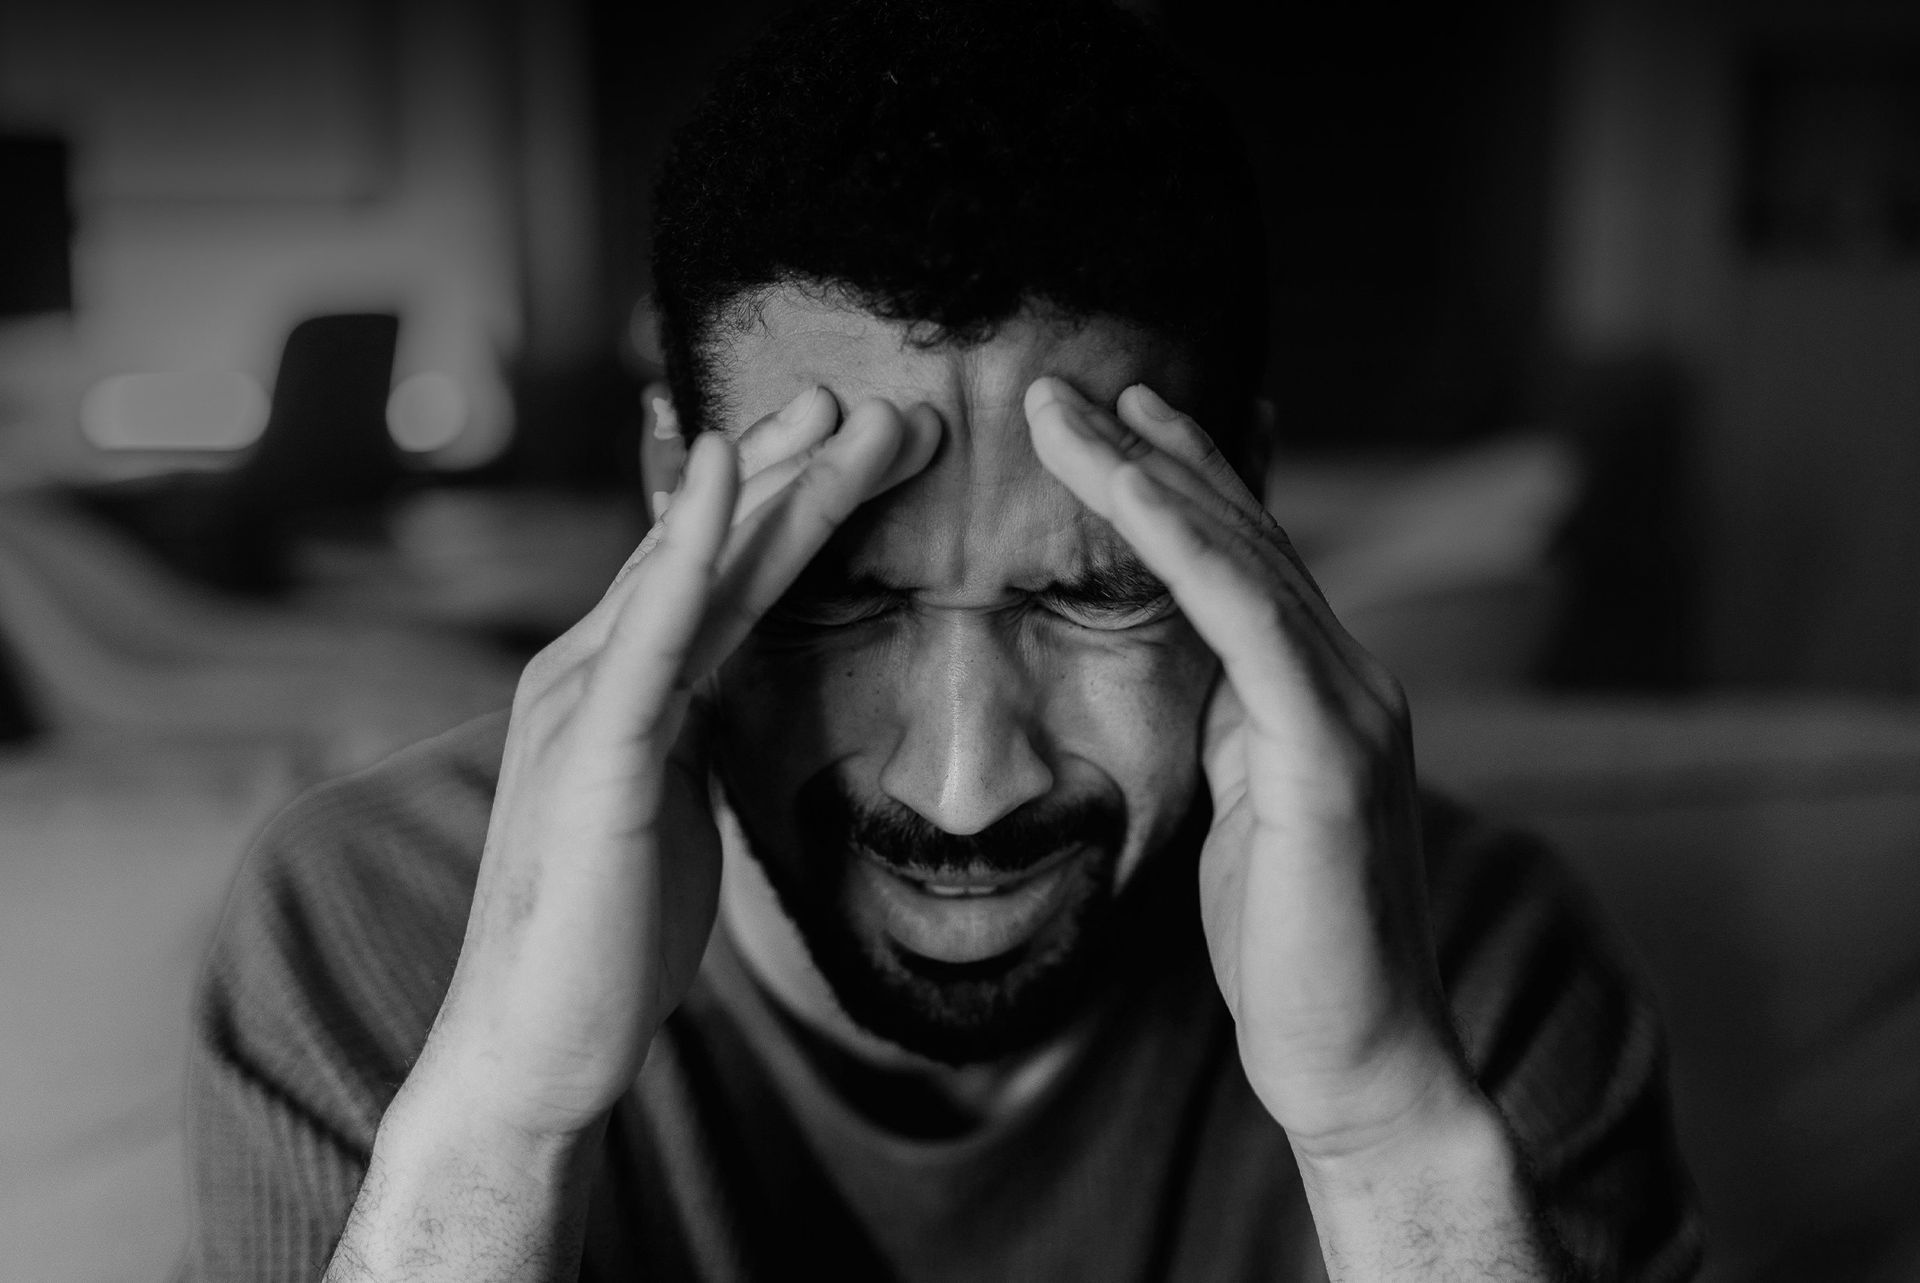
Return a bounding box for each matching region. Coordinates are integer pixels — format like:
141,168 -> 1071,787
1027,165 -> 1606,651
1293,1089 -> 1574,1283
323,1080 -> 605,1283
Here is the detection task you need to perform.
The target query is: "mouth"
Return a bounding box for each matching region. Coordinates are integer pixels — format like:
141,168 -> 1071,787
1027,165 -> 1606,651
850,843 -> 1091,965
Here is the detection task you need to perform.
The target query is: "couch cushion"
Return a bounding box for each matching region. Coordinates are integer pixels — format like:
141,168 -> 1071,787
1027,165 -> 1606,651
0,733 -> 303,1282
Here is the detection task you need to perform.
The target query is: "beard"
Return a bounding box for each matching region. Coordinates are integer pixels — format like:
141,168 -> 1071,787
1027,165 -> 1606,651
719,768 -> 1208,1066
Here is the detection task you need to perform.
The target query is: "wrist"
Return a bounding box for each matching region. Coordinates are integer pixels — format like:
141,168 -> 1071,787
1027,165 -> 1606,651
1245,1018 -> 1483,1163
388,1002 -> 638,1160
377,1071 -> 607,1192
1287,1087 -> 1564,1282
325,1073 -> 611,1282
1288,1073 -> 1513,1201
398,995 -> 664,1144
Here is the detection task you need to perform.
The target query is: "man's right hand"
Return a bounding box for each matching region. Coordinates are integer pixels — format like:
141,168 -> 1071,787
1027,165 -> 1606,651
324,388 -> 938,1281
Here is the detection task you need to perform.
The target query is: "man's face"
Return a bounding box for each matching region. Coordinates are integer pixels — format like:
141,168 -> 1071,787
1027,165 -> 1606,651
708,289 -> 1219,1064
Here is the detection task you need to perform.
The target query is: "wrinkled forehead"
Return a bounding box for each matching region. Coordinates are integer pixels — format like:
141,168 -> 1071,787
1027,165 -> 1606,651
709,288 -> 1199,592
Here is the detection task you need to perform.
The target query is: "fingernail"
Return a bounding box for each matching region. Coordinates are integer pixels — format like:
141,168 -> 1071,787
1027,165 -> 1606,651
1032,378 -> 1099,440
877,404 -> 941,489
651,396 -> 681,439
779,385 -> 821,425
652,490 -> 673,517
1130,383 -> 1179,422
1044,376 -> 1091,409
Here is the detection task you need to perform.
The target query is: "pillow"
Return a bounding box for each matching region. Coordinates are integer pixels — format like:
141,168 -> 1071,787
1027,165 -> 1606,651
1266,433 -> 1581,696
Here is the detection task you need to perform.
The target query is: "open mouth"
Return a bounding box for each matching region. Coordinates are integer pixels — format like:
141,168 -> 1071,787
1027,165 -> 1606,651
851,843 -> 1092,965
880,842 -> 1083,898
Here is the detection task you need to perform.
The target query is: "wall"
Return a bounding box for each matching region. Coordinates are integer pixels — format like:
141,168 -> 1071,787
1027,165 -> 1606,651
1549,0 -> 1920,693
0,0 -> 538,480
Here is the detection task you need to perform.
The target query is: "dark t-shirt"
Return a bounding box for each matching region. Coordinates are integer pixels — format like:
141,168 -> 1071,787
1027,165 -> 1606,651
184,711 -> 1702,1281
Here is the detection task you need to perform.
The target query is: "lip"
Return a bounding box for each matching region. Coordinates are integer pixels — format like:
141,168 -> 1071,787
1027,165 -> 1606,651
851,844 -> 1089,965
875,841 -> 1082,895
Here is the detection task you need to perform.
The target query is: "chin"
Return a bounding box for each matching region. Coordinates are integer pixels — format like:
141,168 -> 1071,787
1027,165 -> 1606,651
719,769 -> 1213,1065
823,857 -> 1122,1066
769,833 -> 1206,1067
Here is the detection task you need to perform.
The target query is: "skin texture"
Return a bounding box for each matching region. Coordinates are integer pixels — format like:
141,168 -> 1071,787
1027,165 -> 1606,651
701,295 -> 1218,1083
323,289 -> 1565,1282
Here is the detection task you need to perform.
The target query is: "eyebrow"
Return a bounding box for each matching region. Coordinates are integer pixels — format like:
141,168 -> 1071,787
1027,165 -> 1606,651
1032,556 -> 1170,607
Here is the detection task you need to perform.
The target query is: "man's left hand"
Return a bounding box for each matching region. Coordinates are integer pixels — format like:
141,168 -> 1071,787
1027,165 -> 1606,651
1026,374 -> 1462,1146
1027,377 -> 1562,1280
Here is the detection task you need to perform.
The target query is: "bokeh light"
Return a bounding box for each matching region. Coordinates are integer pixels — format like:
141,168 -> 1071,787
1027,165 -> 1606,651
385,370 -> 470,453
78,371 -> 269,451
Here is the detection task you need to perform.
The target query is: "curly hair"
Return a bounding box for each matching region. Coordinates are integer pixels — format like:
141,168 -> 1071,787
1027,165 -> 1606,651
650,0 -> 1268,456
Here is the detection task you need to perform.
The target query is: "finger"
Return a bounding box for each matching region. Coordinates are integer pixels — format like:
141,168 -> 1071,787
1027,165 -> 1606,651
731,447 -> 817,526
1026,377 -> 1137,525
731,392 -> 937,524
1107,464 -> 1323,735
685,397 -> 941,670
1108,463 -> 1400,745
1029,376 -> 1334,614
1115,384 -> 1333,592
1025,377 -> 1225,523
735,384 -> 840,478
1030,382 -> 1376,724
602,386 -> 841,613
652,385 -> 838,521
1115,383 -> 1267,523
692,447 -> 857,563
583,432 -> 740,736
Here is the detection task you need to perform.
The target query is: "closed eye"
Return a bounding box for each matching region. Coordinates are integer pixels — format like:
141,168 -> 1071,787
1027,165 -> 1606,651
763,590 -> 904,632
762,562 -> 1176,634
1038,591 -> 1178,631
1034,557 -> 1177,631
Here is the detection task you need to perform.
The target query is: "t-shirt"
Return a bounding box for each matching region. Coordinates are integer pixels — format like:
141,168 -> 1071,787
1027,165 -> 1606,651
183,711 -> 1703,1281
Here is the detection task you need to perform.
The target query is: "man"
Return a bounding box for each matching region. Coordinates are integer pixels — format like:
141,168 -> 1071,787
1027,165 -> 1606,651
187,1 -> 1701,1278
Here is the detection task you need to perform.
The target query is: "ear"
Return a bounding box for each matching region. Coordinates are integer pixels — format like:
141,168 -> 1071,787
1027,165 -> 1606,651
639,381 -> 688,521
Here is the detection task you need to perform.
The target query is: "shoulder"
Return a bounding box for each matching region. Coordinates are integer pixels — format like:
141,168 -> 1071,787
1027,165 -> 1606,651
1419,792 -> 1644,1125
1418,791 -> 1703,1280
195,709 -> 510,1144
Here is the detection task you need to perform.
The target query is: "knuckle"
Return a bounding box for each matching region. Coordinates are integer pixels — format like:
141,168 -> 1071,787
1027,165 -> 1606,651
518,640 -> 575,695
1115,427 -> 1157,461
849,394 -> 903,423
1249,591 -> 1292,641
1172,415 -> 1216,457
541,659 -> 594,711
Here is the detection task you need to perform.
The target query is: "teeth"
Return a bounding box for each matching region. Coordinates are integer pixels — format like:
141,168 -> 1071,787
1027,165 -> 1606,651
919,882 -> 1000,898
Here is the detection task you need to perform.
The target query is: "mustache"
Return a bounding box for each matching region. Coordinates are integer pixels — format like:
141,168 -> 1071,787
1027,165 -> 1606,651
796,776 -> 1127,878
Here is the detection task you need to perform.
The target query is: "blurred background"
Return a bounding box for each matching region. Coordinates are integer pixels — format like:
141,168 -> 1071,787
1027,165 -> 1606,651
2,0 -> 1918,1278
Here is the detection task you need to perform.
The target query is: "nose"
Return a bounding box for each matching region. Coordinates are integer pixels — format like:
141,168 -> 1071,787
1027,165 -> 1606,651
878,617 -> 1055,836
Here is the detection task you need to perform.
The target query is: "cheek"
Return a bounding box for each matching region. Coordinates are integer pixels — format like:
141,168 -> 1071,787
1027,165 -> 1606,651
714,621 -> 1217,859
713,638 -> 900,801
1038,623 -> 1216,856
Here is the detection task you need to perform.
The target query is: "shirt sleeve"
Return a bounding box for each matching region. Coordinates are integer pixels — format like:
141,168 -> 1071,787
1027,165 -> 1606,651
184,994 -> 375,1281
180,722 -> 495,1281
1421,793 -> 1706,1282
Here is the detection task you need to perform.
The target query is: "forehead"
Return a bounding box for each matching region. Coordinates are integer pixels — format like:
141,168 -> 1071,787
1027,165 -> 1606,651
710,288 -> 1198,593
